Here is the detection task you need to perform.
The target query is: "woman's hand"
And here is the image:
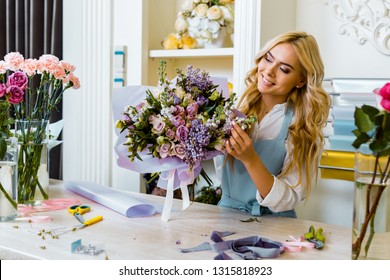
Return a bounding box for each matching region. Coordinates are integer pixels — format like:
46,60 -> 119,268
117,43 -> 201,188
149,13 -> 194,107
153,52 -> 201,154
226,121 -> 257,164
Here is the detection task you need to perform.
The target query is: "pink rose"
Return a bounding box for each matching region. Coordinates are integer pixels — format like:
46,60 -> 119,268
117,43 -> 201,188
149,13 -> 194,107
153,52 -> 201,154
176,125 -> 189,142
149,115 -> 165,134
6,85 -> 25,104
7,71 -> 28,90
171,143 -> 186,159
4,52 -> 24,71
172,115 -> 185,127
375,83 -> 390,112
165,128 -> 177,141
158,142 -> 172,158
186,102 -> 199,119
0,83 -> 6,97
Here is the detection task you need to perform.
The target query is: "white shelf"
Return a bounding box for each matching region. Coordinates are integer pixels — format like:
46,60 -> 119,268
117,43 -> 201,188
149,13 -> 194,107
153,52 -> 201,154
149,48 -> 234,59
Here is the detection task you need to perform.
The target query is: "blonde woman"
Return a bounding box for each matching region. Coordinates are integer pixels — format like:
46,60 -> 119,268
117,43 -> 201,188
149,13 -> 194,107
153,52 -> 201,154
218,31 -> 331,217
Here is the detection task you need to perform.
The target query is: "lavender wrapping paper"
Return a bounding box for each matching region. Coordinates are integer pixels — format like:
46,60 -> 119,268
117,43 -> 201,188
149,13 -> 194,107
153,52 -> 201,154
65,180 -> 161,218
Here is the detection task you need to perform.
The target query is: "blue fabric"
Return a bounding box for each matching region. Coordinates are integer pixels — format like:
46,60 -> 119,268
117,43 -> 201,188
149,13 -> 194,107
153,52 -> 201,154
218,107 -> 296,218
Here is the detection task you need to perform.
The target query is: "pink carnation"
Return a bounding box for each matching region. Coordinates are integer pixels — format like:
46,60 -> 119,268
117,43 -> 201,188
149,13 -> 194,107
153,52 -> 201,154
21,58 -> 38,76
59,60 -> 76,73
4,52 -> 24,71
68,73 -> 80,89
0,61 -> 6,74
39,54 -> 60,74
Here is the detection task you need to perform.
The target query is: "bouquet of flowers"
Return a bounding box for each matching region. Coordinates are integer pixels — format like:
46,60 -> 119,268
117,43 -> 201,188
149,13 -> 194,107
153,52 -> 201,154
162,0 -> 235,49
116,61 -> 255,170
351,82 -> 390,259
115,61 -> 255,220
0,52 -> 80,204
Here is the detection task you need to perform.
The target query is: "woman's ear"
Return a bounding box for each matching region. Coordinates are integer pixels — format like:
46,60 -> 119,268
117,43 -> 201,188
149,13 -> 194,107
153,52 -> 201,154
296,79 -> 306,89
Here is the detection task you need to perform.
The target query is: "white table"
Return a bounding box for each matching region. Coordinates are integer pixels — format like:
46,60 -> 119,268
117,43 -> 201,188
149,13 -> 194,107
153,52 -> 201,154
0,180 -> 352,260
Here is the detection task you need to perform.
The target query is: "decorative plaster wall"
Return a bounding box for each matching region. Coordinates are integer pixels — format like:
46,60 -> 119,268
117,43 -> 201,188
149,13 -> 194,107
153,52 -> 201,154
326,0 -> 390,55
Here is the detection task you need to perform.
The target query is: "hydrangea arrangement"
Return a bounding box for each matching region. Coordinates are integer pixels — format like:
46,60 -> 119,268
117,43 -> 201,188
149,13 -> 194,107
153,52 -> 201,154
116,60 -> 256,171
162,0 -> 235,49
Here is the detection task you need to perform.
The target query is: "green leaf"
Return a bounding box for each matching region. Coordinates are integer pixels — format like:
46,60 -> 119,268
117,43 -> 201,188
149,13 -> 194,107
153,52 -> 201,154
240,217 -> 261,223
370,139 -> 389,153
352,132 -> 371,149
354,107 -> 374,133
362,104 -> 380,121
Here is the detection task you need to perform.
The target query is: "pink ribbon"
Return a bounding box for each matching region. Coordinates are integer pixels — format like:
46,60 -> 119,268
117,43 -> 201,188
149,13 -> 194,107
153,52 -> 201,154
16,198 -> 81,222
281,236 -> 315,252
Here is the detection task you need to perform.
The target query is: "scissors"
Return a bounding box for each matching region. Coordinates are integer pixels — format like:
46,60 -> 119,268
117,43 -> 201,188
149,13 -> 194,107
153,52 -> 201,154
67,204 -> 103,231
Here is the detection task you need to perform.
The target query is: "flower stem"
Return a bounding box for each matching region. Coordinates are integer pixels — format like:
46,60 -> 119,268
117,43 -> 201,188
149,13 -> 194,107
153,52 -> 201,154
352,182 -> 386,259
0,181 -> 17,209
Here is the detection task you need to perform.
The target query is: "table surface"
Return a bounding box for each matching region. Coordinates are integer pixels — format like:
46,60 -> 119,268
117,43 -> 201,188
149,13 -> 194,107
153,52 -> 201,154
0,180 -> 353,260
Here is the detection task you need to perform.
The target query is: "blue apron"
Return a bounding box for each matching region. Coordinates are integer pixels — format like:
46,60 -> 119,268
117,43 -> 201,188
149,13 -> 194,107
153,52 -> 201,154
218,108 -> 296,218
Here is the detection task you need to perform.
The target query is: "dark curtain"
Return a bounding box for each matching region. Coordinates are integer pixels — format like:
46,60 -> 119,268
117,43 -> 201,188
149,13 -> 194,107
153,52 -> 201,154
0,0 -> 63,179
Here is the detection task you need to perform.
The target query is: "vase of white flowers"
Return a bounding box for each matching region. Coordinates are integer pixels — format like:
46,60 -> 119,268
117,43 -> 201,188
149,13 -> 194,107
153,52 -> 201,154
163,0 -> 234,49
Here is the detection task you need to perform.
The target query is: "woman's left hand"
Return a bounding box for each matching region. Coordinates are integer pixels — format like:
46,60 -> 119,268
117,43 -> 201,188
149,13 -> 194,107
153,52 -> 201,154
226,121 -> 257,164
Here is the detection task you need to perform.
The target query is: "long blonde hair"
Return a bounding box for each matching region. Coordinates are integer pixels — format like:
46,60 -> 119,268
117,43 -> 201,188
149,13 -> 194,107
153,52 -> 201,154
235,31 -> 331,196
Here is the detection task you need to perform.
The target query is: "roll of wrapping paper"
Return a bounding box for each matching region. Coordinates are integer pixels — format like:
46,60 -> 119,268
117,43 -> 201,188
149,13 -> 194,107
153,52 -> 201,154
319,150 -> 355,181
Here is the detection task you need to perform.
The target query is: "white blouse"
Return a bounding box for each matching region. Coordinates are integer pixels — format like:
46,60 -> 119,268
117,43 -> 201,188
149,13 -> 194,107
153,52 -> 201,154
252,103 -> 311,212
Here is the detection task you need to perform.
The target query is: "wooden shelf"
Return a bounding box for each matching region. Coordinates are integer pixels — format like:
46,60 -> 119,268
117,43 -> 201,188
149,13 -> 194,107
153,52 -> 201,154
149,48 -> 234,59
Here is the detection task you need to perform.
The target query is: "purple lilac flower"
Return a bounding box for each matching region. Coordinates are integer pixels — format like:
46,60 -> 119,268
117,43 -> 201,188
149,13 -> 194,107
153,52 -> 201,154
184,119 -> 211,167
185,66 -> 213,93
196,95 -> 207,106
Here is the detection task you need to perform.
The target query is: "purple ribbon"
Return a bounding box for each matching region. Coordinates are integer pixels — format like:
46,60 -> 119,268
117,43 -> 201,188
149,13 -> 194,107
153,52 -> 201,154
180,231 -> 284,260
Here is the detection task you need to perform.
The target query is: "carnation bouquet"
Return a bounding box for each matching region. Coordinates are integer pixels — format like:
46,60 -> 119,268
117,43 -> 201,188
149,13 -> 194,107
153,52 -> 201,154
1,52 -> 80,204
115,61 -> 256,221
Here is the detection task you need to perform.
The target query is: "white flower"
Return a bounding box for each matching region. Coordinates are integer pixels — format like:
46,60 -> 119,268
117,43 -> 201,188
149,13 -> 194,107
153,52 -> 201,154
199,17 -> 210,31
175,18 -> 188,32
182,1 -> 194,11
188,16 -> 201,28
208,20 -> 221,34
175,86 -> 186,99
207,5 -> 223,21
220,5 -> 234,22
193,3 -> 208,17
188,26 -> 201,39
200,30 -> 212,41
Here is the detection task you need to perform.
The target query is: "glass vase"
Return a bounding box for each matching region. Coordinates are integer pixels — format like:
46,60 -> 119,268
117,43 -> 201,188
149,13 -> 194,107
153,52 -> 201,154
352,146 -> 390,260
16,120 -> 49,205
0,137 -> 18,222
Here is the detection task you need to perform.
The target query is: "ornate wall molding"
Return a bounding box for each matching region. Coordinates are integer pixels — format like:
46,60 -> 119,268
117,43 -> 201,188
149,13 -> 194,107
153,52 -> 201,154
326,0 -> 390,55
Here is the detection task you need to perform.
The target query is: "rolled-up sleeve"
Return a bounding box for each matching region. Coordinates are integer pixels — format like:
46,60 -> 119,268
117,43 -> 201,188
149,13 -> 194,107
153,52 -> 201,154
256,174 -> 306,212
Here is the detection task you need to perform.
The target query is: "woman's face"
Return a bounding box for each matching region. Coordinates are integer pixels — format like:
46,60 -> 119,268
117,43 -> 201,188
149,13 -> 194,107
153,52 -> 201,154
257,43 -> 305,104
